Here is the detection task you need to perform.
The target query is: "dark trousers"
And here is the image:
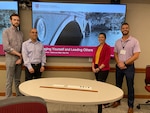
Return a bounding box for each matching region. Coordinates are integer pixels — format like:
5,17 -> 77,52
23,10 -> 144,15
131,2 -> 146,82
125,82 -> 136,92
95,70 -> 109,113
25,63 -> 42,81
95,70 -> 109,82
95,64 -> 109,113
115,64 -> 135,108
98,105 -> 102,113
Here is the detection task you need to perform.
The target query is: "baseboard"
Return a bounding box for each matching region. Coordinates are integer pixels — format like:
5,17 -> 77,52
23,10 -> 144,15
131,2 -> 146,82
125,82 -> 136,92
0,92 -> 16,96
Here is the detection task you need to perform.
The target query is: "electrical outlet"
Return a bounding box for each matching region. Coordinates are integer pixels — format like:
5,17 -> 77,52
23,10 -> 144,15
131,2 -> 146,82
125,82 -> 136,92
88,57 -> 92,62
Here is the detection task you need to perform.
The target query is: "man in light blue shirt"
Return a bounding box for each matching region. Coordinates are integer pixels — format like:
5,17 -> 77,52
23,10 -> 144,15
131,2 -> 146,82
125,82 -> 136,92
22,28 -> 46,81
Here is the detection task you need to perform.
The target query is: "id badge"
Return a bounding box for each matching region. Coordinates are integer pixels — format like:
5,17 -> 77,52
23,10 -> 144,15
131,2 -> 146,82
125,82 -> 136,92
120,49 -> 126,55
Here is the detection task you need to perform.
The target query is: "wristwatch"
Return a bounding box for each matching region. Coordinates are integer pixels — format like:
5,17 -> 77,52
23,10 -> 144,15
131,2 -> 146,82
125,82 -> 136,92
124,62 -> 127,67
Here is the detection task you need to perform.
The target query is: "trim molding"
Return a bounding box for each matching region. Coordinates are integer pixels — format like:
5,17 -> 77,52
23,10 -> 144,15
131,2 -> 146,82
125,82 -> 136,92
0,65 -> 147,98
0,93 -> 16,96
45,66 -> 145,73
0,64 -> 145,73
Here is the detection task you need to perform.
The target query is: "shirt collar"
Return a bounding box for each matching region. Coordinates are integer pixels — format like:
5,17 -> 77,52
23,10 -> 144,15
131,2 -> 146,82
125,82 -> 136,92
121,35 -> 131,42
10,26 -> 18,31
28,39 -> 39,44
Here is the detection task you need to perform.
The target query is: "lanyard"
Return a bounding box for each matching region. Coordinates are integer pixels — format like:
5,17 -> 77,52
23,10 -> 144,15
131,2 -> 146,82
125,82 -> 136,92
121,40 -> 128,49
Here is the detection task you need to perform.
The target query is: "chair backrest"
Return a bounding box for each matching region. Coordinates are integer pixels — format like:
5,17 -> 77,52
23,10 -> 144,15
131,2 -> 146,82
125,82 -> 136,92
145,65 -> 150,85
0,96 -> 48,113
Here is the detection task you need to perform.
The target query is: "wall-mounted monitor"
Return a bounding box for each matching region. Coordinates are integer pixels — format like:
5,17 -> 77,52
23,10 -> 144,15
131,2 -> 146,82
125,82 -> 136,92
0,1 -> 18,55
32,2 -> 126,57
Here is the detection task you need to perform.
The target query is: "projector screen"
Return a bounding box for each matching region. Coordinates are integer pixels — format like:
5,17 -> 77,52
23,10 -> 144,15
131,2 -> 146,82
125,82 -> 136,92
0,1 -> 18,55
32,2 -> 126,57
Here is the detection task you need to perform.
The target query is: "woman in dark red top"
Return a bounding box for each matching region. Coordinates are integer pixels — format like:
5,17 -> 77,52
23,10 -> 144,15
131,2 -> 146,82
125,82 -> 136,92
92,33 -> 111,113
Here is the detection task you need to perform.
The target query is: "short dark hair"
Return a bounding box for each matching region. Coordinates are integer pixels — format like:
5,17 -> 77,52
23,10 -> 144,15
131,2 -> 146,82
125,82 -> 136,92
121,22 -> 129,27
99,33 -> 106,39
10,13 -> 19,20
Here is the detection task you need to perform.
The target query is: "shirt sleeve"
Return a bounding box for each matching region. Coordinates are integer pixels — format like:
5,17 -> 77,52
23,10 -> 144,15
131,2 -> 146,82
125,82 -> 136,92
41,45 -> 46,66
2,29 -> 14,53
101,44 -> 111,66
114,40 -> 120,53
133,39 -> 141,53
22,42 -> 32,69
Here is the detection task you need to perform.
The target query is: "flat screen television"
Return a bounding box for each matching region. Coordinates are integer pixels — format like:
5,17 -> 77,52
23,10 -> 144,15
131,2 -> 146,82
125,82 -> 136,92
32,2 -> 126,57
0,1 -> 18,55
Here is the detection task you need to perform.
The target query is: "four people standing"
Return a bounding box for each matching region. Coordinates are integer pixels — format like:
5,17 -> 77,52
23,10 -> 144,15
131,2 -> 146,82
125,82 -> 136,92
2,13 -> 23,98
2,13 -> 141,113
22,28 -> 46,81
112,23 -> 141,113
92,33 -> 111,113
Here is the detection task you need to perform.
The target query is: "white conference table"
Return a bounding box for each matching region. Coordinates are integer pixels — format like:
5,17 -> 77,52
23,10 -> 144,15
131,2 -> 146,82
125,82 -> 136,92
19,77 -> 123,105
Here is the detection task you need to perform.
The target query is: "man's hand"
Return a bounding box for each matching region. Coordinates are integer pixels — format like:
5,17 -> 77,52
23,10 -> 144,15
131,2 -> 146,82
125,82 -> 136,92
15,59 -> 22,64
40,66 -> 45,72
117,62 -> 127,69
29,68 -> 34,73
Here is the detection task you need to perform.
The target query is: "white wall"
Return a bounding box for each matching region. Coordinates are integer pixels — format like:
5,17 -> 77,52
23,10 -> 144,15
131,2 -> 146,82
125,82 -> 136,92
125,3 -> 150,68
0,2 -> 150,96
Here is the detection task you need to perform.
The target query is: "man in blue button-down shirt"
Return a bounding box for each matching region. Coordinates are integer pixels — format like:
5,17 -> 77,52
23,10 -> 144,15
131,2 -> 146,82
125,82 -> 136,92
22,28 -> 46,81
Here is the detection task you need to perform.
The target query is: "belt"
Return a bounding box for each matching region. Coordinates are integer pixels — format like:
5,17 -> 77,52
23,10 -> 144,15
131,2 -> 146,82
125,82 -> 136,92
125,63 -> 134,67
31,63 -> 41,66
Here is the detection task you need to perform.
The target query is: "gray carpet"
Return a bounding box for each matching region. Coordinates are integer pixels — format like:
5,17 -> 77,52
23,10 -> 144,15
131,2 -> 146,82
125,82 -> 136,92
46,98 -> 150,113
0,96 -> 149,113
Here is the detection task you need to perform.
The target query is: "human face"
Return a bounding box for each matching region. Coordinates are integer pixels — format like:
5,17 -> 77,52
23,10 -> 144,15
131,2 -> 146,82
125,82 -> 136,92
121,24 -> 129,36
98,34 -> 106,44
30,29 -> 38,42
10,16 -> 20,27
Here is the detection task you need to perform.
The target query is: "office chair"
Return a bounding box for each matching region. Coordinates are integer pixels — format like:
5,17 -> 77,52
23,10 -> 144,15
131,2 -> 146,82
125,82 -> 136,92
0,96 -> 48,113
137,65 -> 150,109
